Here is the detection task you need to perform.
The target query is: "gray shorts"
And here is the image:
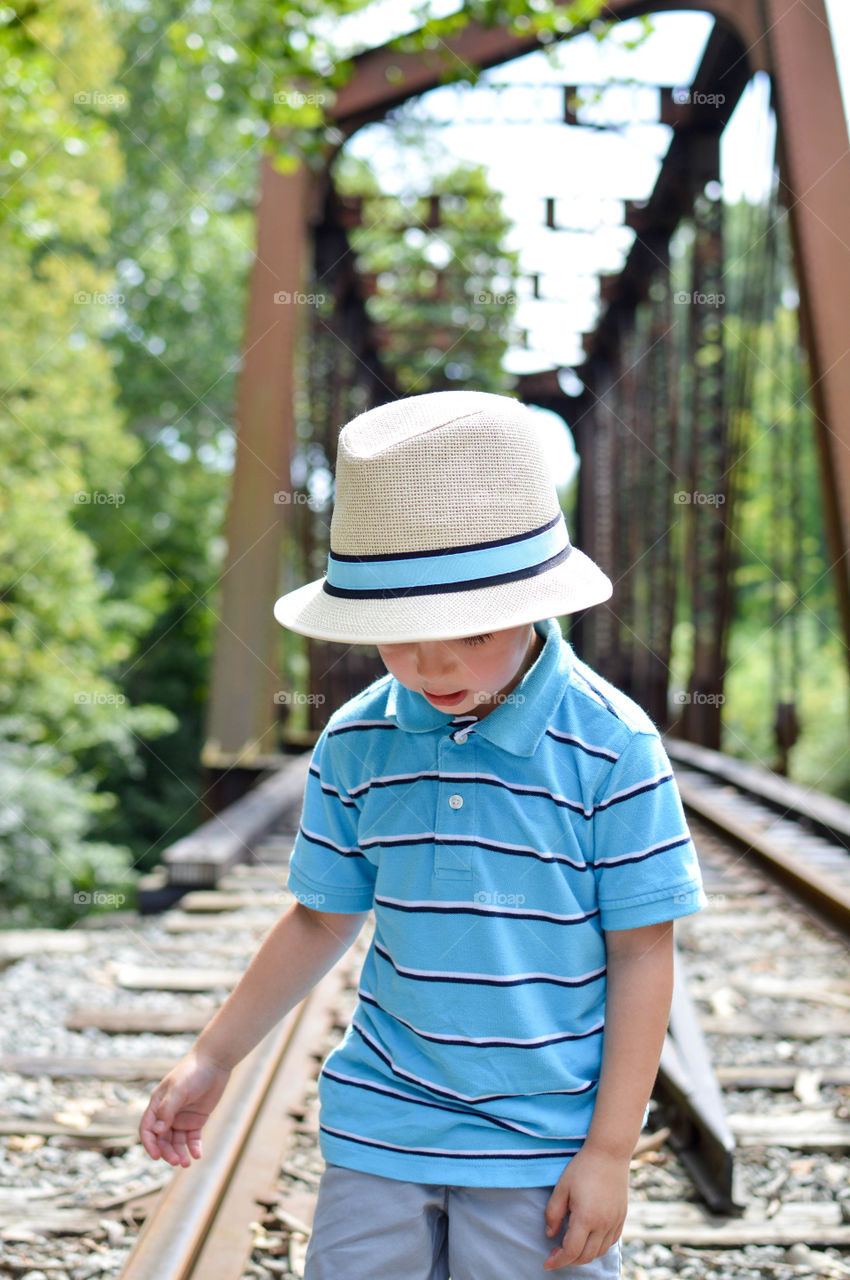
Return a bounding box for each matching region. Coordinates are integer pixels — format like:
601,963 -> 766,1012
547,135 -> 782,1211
303,1165 -> 622,1279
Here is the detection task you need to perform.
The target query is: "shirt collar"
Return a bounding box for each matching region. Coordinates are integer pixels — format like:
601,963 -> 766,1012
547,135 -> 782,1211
383,618 -> 572,757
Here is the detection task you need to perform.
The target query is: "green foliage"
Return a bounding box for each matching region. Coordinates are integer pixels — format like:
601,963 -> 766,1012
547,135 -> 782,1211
0,720 -> 136,928
336,155 -> 520,394
721,201 -> 848,785
722,621 -> 850,797
0,0 -> 175,923
61,0 -> 269,868
668,198 -> 849,789
392,1 -> 616,78
100,0 -> 610,169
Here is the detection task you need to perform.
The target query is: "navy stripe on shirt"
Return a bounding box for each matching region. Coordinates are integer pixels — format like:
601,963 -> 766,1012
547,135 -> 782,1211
322,1069 -> 578,1139
360,832 -> 589,870
374,895 -> 600,925
359,989 -> 605,1049
373,939 -> 606,989
320,1124 -> 583,1161
352,1022 -> 598,1106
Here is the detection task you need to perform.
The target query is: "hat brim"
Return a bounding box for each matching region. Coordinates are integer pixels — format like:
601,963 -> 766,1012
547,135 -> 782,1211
273,551 -> 613,645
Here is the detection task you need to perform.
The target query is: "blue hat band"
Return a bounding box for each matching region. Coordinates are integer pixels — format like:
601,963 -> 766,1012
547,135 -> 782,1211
323,513 -> 571,600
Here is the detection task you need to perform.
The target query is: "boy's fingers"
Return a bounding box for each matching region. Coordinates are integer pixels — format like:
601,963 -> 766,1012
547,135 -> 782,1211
546,1214 -> 589,1268
150,1132 -> 175,1164
139,1128 -> 160,1159
155,1132 -> 186,1167
171,1130 -> 191,1167
139,1104 -> 165,1155
141,1092 -> 173,1136
545,1231 -> 604,1271
543,1187 -> 568,1235
140,1126 -> 164,1160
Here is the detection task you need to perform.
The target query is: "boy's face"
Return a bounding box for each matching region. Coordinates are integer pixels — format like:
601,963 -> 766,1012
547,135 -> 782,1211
377,624 -> 542,719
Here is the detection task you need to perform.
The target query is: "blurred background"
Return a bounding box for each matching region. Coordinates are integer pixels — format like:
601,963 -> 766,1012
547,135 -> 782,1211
2,0 -> 849,925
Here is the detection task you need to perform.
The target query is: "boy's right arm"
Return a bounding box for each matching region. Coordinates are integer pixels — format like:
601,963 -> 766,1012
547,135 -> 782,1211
139,902 -> 367,1167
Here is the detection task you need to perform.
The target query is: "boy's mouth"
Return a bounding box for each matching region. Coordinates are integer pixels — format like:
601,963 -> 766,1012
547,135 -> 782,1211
422,689 -> 468,707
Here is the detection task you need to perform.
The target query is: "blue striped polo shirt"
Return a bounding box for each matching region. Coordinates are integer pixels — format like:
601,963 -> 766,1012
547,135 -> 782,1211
287,617 -> 705,1187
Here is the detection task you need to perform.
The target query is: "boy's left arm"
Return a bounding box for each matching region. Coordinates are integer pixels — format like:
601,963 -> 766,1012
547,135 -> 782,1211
543,919 -> 675,1271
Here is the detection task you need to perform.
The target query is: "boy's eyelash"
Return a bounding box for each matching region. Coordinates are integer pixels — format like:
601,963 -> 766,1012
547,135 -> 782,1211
461,633 -> 494,648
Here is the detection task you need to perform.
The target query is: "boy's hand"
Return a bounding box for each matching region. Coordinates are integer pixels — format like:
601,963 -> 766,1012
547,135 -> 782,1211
139,1049 -> 232,1167
542,1145 -> 629,1270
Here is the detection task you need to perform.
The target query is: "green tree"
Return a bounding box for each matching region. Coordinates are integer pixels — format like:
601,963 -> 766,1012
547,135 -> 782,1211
335,156 -> 520,393
76,0 -> 261,863
0,0 -> 173,923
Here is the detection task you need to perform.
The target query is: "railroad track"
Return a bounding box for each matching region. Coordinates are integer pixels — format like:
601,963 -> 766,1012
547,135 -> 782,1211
665,737 -> 850,936
1,749 -> 849,1279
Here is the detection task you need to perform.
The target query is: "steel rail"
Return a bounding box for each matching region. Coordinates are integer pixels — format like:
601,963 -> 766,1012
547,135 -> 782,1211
665,738 -> 850,852
119,960 -> 354,1280
667,749 -> 850,938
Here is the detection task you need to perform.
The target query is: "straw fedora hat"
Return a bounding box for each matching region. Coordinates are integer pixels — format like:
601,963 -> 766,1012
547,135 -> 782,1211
273,390 -> 612,644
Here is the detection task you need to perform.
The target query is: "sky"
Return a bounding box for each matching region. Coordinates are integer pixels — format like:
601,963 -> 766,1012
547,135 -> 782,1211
323,3 -> 849,481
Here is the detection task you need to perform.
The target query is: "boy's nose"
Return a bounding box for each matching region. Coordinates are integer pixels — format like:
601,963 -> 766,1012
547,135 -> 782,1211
413,642 -> 455,681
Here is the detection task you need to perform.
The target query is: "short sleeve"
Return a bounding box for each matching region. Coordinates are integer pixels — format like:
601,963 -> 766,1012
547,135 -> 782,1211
287,727 -> 376,914
591,732 -> 705,931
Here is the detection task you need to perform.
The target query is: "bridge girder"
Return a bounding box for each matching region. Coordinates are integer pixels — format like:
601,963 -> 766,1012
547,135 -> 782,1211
205,0 -> 850,774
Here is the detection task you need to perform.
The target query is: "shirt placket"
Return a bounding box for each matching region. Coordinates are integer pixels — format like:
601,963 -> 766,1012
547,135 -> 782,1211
433,728 -> 475,880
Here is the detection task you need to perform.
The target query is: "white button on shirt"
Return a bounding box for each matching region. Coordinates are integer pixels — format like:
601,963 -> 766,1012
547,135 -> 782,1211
455,733 -> 468,744
448,794 -> 464,809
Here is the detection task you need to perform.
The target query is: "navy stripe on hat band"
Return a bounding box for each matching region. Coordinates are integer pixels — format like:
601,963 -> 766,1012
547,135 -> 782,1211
322,515 -> 572,600
329,511 -> 563,562
322,546 -> 573,600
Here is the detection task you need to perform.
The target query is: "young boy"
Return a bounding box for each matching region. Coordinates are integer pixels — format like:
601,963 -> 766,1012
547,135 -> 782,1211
140,391 -> 705,1277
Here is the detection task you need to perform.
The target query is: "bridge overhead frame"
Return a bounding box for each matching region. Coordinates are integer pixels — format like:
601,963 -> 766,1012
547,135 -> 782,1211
203,0 -> 850,788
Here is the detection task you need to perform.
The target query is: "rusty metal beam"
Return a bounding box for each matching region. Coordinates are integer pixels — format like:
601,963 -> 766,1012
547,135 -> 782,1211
328,2 -> 770,136
764,0 -> 850,687
582,20 -> 753,359
204,157 -> 316,771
